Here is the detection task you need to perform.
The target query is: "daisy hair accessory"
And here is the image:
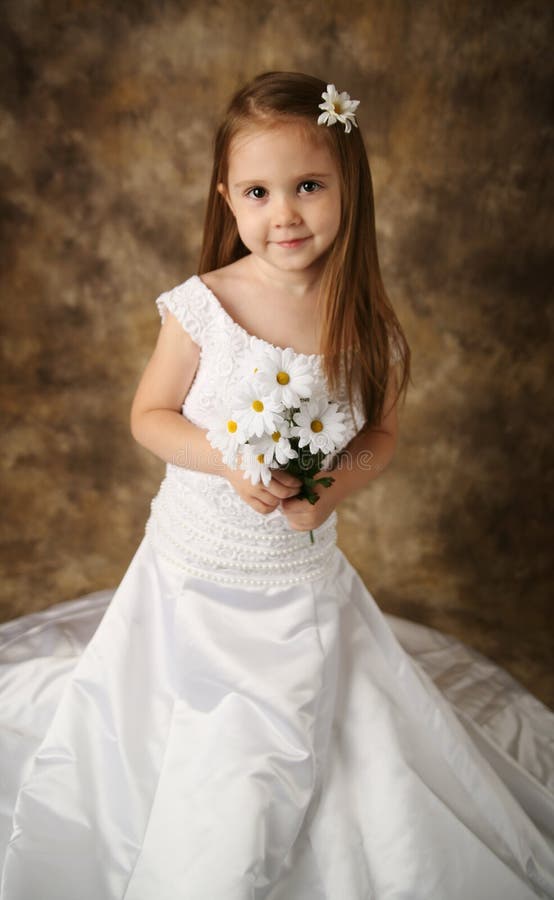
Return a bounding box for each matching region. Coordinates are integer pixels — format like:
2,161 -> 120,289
317,83 -> 360,133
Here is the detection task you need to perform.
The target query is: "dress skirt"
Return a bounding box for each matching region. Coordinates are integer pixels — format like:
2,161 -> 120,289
0,532 -> 553,899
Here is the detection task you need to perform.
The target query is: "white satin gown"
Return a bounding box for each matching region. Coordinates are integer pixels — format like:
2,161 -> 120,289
0,274 -> 553,899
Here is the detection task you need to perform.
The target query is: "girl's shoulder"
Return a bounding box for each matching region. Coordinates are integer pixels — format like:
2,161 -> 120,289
154,262 -> 256,350
154,272 -> 216,346
199,256 -> 255,297
197,260 -> 253,321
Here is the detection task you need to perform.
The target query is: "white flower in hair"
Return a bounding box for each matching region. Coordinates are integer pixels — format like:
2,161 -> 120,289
252,346 -> 314,407
318,83 -> 360,134
290,393 -> 347,454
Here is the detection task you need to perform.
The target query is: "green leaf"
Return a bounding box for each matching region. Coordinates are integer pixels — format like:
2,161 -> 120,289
314,476 -> 335,488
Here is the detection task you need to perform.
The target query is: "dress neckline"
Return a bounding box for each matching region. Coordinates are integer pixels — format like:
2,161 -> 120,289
193,274 -> 323,361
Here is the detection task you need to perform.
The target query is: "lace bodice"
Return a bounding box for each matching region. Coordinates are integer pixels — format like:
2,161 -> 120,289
144,275 -> 370,587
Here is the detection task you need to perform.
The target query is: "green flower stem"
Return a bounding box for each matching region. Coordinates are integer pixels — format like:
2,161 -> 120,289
280,438 -> 338,547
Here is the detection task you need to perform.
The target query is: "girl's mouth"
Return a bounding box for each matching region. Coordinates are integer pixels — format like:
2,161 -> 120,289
276,237 -> 309,249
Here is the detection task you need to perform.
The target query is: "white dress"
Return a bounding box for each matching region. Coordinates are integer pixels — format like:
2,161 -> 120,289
0,274 -> 553,900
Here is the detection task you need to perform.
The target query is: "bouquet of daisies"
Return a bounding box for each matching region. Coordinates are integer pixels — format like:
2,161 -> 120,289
207,347 -> 347,543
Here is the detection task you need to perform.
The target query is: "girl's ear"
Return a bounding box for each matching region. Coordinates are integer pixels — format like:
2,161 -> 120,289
217,182 -> 235,216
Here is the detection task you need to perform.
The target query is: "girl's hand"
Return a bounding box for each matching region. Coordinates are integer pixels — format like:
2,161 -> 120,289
224,465 -> 302,516
280,481 -> 338,532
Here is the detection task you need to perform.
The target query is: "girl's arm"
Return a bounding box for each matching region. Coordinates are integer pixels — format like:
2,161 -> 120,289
130,312 -> 302,511
280,366 -> 400,529
130,311 -> 223,474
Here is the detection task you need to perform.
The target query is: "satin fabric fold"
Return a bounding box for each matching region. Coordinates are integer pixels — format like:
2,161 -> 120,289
1,535 -> 553,898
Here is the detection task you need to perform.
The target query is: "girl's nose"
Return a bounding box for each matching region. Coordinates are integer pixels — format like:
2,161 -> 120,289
272,195 -> 301,228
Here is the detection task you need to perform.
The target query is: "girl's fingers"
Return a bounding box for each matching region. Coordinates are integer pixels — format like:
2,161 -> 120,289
267,474 -> 302,499
266,483 -> 298,500
280,497 -> 306,513
256,488 -> 280,510
270,470 -> 302,489
253,497 -> 277,514
285,519 -> 312,531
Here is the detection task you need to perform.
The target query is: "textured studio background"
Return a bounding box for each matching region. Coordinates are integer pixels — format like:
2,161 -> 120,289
1,1 -> 552,706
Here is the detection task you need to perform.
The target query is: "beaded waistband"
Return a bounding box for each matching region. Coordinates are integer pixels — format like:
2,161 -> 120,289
144,473 -> 338,588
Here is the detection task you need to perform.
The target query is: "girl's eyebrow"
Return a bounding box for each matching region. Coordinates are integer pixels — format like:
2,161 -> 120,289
233,172 -> 333,188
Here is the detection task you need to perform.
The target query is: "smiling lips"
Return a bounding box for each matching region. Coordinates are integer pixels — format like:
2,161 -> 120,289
275,237 -> 310,248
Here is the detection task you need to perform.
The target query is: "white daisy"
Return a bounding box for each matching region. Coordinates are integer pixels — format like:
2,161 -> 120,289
290,394 -> 347,454
206,413 -> 247,468
240,447 -> 274,487
317,84 -> 360,134
233,382 -> 284,439
251,347 -> 315,407
248,421 -> 298,466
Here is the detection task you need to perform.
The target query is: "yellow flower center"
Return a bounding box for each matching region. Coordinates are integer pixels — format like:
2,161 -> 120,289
252,399 -> 264,412
271,431 -> 281,442
253,366 -> 258,373
227,420 -> 238,433
311,419 -> 324,433
256,453 -> 265,464
276,371 -> 290,385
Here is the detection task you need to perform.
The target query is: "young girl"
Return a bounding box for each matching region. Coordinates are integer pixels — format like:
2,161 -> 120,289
0,71 -> 553,900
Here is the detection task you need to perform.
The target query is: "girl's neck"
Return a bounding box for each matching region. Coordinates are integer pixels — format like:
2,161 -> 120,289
249,256 -> 321,297
242,254 -> 324,302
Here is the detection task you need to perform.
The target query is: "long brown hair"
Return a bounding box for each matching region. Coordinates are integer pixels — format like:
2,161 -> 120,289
197,71 -> 411,430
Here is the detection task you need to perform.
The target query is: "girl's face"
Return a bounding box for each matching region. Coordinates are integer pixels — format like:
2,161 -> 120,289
218,121 -> 342,279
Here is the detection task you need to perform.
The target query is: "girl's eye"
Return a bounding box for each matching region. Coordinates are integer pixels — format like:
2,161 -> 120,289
299,181 -> 321,194
246,186 -> 266,199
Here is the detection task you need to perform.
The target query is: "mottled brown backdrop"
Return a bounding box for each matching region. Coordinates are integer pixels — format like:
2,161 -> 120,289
1,1 -> 552,706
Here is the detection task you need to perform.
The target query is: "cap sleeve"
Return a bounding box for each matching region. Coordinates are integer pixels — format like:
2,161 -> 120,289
154,276 -> 209,347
